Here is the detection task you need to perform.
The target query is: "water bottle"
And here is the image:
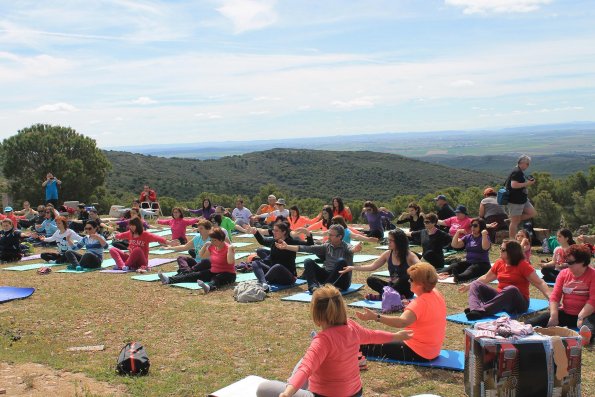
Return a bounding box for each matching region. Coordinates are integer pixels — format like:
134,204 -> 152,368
579,325 -> 591,346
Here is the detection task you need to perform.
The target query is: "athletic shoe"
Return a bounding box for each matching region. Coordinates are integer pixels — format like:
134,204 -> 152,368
121,266 -> 129,272
67,264 -> 76,270
365,293 -> 382,301
75,266 -> 83,271
157,271 -> 170,285
261,283 -> 270,293
196,279 -> 210,294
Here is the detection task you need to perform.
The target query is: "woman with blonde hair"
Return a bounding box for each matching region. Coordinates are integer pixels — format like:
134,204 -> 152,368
256,284 -> 412,397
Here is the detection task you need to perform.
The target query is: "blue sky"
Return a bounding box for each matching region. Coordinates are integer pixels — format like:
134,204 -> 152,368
1,0 -> 594,147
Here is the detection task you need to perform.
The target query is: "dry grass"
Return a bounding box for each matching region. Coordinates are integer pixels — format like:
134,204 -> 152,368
0,233 -> 593,397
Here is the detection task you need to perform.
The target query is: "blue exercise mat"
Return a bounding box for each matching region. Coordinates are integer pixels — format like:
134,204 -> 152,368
131,271 -> 177,282
446,298 -> 550,325
366,349 -> 465,372
281,284 -> 364,302
348,300 -> 382,310
269,279 -> 307,292
2,262 -> 65,271
0,286 -> 36,303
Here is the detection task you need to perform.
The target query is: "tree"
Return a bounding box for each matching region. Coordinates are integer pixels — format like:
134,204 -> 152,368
532,191 -> 562,231
0,124 -> 111,205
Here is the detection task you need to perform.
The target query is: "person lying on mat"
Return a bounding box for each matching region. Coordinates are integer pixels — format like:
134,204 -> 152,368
0,218 -> 25,262
356,262 -> 446,362
247,221 -> 314,291
459,240 -> 550,320
361,201 -> 393,240
256,284 -> 412,397
539,228 -> 575,283
405,213 -> 451,270
39,216 -> 81,263
160,227 -> 236,294
276,224 -> 362,293
157,206 -> 197,245
109,217 -> 170,273
396,202 -> 425,244
437,218 -> 491,283
525,244 -> 595,344
64,220 -> 109,270
331,196 -> 353,222
340,229 -> 418,300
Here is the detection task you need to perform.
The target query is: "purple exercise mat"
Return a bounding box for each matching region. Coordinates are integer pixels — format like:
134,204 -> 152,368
21,254 -> 42,261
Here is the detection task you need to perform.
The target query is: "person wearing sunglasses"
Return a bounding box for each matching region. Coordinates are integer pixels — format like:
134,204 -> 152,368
438,218 -> 491,283
64,220 -> 109,270
460,240 -> 550,320
526,244 -> 594,344
39,216 -> 81,263
405,213 -> 451,269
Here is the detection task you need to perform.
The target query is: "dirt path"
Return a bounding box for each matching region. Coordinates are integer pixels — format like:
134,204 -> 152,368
0,362 -> 126,396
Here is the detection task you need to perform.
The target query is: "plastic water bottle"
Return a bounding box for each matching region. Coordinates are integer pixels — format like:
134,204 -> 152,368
579,325 -> 591,346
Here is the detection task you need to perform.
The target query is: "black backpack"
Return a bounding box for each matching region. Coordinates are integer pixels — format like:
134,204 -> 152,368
116,342 -> 150,376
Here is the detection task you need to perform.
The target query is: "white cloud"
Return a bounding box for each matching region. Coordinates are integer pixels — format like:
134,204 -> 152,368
445,0 -> 552,14
330,96 -> 376,109
131,96 -> 157,105
35,102 -> 78,112
195,112 -> 223,119
216,0 -> 278,33
450,79 -> 475,88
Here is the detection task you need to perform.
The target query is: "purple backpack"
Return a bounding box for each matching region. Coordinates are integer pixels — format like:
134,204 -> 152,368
381,286 -> 403,313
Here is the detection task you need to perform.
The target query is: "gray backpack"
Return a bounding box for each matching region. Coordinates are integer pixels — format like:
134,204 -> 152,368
233,281 -> 266,303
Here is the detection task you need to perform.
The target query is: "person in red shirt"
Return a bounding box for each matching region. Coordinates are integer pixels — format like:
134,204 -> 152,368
256,284 -> 412,397
332,196 -> 353,222
108,217 -> 168,272
139,185 -> 157,203
460,240 -> 550,320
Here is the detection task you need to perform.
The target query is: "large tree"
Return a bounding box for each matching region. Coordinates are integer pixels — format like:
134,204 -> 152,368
0,124 -> 111,205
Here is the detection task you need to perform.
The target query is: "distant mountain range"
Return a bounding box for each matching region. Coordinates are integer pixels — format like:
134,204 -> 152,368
104,149 -> 499,201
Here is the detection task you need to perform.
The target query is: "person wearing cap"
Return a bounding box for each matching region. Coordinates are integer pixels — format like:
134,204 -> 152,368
437,205 -> 472,237
255,195 -> 278,225
0,207 -> 19,229
434,194 -> 455,221
479,187 -> 508,242
257,198 -> 290,223
506,154 -> 537,239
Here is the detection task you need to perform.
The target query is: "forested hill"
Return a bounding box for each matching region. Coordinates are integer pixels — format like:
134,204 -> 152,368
104,149 -> 497,201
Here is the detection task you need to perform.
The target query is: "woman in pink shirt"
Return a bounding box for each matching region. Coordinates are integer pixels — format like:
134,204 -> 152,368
109,218 -> 168,273
256,284 -> 411,397
437,205 -> 472,237
194,227 -> 236,294
356,262 -> 446,361
526,244 -> 594,344
157,207 -> 197,244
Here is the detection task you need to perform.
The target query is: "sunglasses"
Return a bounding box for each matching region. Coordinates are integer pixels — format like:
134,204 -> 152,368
566,260 -> 579,266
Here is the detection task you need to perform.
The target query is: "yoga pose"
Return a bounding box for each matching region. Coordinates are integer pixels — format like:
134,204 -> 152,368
340,229 -> 418,300
15,201 -> 38,229
526,244 -> 595,344
109,217 -> 169,273
361,201 -> 393,240
357,262 -> 446,362
540,228 -> 575,283
232,198 -> 252,227
256,284 -> 412,397
39,216 -> 81,263
406,213 -> 451,269
329,216 -> 378,244
160,227 -> 236,293
186,198 -> 215,219
157,207 -> 197,244
460,240 -> 550,320
438,218 -> 491,283
331,196 -> 353,222
276,224 -> 362,293
396,202 -> 425,244
34,206 -> 58,239
0,218 -> 24,262
516,229 -> 532,262
437,205 -> 472,237
64,220 -> 109,270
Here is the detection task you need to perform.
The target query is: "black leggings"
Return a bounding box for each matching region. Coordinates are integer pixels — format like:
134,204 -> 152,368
422,249 -> 444,270
360,341 -> 431,362
252,261 -> 295,285
364,229 -> 383,240
41,252 -> 68,263
168,259 -> 236,290
445,261 -> 491,283
525,310 -> 594,343
541,267 -> 560,283
366,276 -> 414,299
302,258 -> 351,292
111,240 -> 129,250
64,251 -> 102,269
0,251 -> 22,262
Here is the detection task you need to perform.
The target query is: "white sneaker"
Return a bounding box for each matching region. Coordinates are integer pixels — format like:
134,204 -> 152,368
157,271 -> 169,285
196,279 -> 210,294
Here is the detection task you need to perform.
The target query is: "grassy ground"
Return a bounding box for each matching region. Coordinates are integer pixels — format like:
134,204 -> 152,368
0,229 -> 593,397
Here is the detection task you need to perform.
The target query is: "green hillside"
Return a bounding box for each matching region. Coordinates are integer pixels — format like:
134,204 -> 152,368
104,149 -> 498,201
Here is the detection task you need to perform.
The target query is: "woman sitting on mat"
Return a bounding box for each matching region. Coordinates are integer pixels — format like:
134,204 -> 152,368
438,218 -> 491,283
479,187 -> 508,242
396,202 -> 425,244
331,196 -> 353,222
526,244 -> 594,345
88,208 -> 113,238
186,197 -> 215,220
0,218 -> 24,262
340,229 -> 418,300
437,205 -> 472,237
64,220 -> 109,270
287,206 -> 314,231
109,217 -> 169,273
256,284 -> 412,397
159,227 -> 235,293
540,228 -> 575,283
157,206 -> 197,245
39,216 -> 81,263
248,220 -> 314,291
303,205 -> 334,233
15,201 -> 38,229
361,201 -> 393,240
406,213 -> 451,270
516,229 -> 532,262
459,240 -> 550,320
34,206 -> 58,239
356,262 -> 445,362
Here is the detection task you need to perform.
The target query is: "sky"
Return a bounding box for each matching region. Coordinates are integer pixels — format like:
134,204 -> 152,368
1,0 -> 594,147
